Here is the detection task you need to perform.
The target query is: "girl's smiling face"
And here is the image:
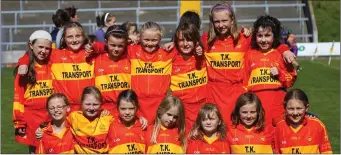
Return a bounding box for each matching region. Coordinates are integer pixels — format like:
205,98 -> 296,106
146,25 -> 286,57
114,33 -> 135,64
65,27 -> 84,51
256,26 -> 274,52
286,99 -> 308,125
140,29 -> 161,53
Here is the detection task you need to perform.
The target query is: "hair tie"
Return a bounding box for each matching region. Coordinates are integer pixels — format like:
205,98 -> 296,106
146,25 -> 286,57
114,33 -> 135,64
104,13 -> 109,23
211,5 -> 233,14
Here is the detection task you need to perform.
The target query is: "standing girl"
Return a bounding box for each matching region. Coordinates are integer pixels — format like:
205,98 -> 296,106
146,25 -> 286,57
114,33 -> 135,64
95,12 -> 116,43
242,15 -> 297,128
146,95 -> 186,154
187,103 -> 230,154
227,93 -> 274,154
94,25 -> 131,115
203,3 -> 254,125
274,89 -> 332,154
54,6 -> 79,49
171,23 -> 207,130
13,30 -> 53,153
17,22 -> 95,112
36,93 -> 74,154
107,89 -> 146,153
128,22 -> 175,122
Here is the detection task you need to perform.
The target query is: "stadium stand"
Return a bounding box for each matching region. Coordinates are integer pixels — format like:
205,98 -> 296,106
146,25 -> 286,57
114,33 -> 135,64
1,0 -> 314,52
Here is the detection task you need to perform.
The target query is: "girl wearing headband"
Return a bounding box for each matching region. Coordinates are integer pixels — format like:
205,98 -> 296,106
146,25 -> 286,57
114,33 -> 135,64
93,25 -> 131,115
13,30 -> 53,153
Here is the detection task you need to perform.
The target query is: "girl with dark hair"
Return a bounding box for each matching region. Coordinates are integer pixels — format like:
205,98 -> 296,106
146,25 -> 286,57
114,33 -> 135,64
170,23 -> 207,130
242,15 -> 297,129
95,12 -> 116,43
178,11 -> 201,30
93,25 -> 131,116
51,9 -> 70,48
107,89 -> 147,153
274,89 -> 332,154
227,92 -> 274,153
64,6 -> 78,22
13,30 -> 53,153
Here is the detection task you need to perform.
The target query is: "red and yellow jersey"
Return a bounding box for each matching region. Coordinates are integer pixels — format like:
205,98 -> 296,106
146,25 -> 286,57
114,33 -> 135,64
67,111 -> 114,154
128,45 -> 175,97
17,49 -> 95,109
203,33 -> 250,84
13,63 -> 53,130
274,116 -> 332,154
146,125 -> 184,154
36,122 -> 74,154
50,49 -> 95,108
201,32 -> 290,84
186,135 -> 230,154
171,51 -> 208,104
242,49 -> 296,92
94,53 -> 131,112
227,124 -> 274,154
107,117 -> 146,153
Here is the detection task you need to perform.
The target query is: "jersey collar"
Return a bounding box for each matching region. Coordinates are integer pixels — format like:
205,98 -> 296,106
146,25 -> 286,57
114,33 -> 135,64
262,48 -> 275,56
116,116 -> 138,129
286,115 -> 308,133
45,121 -> 69,139
203,133 -> 219,144
160,125 -> 168,131
236,123 -> 255,132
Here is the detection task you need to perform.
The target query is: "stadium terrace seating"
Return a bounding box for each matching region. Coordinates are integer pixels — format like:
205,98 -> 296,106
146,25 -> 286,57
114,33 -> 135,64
1,0 -> 312,51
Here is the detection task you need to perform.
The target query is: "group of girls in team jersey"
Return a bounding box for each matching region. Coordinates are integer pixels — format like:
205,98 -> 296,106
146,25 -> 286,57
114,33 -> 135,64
13,3 -> 332,154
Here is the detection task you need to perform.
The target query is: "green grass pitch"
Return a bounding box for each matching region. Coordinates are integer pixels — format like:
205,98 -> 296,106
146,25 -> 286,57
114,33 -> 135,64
1,58 -> 340,153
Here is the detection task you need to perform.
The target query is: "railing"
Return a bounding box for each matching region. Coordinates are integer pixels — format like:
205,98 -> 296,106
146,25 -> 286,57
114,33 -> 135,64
1,0 -> 313,50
